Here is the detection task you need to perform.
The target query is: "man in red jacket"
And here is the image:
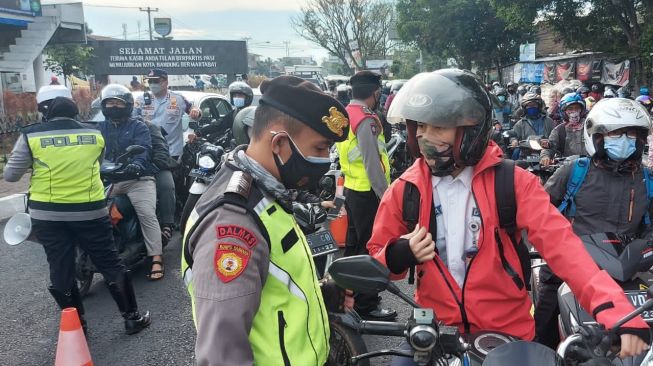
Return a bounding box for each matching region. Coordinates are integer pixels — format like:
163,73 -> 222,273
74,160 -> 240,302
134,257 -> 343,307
368,69 -> 649,364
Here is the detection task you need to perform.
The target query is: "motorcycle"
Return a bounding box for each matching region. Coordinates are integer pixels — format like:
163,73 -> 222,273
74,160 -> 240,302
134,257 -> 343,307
179,125 -> 227,234
76,145 -> 155,297
328,255 -> 653,366
387,123 -> 414,181
557,233 -> 653,365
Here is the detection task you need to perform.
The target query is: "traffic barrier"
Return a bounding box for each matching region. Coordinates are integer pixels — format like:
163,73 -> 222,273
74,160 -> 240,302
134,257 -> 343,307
55,308 -> 93,366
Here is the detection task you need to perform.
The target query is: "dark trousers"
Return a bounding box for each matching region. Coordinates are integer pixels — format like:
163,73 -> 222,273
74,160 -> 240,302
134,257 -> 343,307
533,265 -> 562,349
32,216 -> 126,292
344,188 -> 381,313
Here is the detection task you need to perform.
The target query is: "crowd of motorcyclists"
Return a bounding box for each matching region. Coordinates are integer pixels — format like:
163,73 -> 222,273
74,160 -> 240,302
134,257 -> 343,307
8,65 -> 653,365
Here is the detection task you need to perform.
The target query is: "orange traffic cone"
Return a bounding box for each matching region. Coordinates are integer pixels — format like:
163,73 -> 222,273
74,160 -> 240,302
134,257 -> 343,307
55,308 -> 93,366
332,175 -> 348,247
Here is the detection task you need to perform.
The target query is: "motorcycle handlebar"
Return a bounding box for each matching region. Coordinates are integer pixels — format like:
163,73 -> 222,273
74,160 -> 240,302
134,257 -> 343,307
359,320 -> 406,337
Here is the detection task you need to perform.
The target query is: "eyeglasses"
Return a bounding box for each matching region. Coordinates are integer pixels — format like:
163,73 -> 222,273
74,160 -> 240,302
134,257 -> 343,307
606,129 -> 638,138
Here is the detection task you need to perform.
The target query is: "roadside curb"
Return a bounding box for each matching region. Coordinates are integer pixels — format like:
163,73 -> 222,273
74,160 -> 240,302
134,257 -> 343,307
0,193 -> 26,221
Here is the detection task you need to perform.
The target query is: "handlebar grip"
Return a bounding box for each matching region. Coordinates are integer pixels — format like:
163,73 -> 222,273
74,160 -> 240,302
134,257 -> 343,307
359,321 -> 406,337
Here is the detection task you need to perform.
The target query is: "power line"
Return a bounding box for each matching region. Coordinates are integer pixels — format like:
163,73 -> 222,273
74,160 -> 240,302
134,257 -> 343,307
139,7 -> 159,40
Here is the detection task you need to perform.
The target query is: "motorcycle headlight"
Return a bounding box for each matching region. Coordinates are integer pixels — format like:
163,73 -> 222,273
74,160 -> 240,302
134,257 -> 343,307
198,155 -> 216,169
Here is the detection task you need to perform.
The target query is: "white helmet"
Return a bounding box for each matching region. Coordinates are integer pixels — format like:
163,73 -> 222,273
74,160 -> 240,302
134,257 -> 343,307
36,85 -> 72,104
583,97 -> 652,157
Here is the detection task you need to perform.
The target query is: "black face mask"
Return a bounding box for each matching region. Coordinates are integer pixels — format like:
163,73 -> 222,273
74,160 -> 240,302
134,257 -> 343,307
418,138 -> 456,176
102,106 -> 130,121
273,133 -> 331,190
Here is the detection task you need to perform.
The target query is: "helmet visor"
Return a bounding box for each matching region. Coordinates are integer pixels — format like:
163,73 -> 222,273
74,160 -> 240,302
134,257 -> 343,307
387,72 -> 489,128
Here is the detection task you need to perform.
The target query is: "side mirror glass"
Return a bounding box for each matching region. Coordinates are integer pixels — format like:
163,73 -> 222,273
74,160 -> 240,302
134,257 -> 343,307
328,255 -> 390,294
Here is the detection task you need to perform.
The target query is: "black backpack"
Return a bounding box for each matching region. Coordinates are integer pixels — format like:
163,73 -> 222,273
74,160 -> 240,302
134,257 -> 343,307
402,159 -> 531,290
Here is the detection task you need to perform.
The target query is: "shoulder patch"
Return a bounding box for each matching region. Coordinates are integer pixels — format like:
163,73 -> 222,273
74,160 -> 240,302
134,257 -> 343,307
216,225 -> 257,247
370,122 -> 378,135
225,171 -> 252,198
214,243 -> 251,283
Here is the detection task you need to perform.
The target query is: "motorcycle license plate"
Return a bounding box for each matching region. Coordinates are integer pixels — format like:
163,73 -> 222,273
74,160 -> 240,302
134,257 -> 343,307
189,168 -> 213,180
305,230 -> 339,257
625,291 -> 653,321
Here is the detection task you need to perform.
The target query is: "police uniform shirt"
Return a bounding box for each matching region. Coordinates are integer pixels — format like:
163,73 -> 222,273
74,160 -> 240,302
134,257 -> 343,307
431,166 -> 480,287
133,91 -> 190,157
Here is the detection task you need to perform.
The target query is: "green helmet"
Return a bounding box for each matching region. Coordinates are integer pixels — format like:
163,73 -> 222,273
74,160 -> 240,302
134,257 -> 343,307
232,106 -> 257,145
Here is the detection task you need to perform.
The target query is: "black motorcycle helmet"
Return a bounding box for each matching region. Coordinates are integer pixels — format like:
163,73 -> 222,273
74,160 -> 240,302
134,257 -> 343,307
228,81 -> 254,107
591,83 -> 601,93
232,106 -> 256,145
387,68 -> 493,168
101,84 -> 134,119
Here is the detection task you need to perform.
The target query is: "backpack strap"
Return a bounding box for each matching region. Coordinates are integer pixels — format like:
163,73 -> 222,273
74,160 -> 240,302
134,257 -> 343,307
557,157 -> 590,218
495,159 -> 531,290
643,168 -> 653,225
402,181 -> 421,284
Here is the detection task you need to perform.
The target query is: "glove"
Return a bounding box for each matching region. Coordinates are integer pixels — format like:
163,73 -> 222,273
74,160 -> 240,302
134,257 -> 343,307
124,163 -> 142,176
319,278 -> 347,313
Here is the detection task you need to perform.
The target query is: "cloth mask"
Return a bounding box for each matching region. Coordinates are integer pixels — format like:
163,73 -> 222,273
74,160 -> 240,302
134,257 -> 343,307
566,111 -> 583,130
103,106 -> 130,121
418,138 -> 455,176
604,135 -> 636,161
526,107 -> 540,118
273,132 -> 331,190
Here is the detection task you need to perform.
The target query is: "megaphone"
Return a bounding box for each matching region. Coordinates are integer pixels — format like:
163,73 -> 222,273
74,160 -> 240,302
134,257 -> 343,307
4,213 -> 32,246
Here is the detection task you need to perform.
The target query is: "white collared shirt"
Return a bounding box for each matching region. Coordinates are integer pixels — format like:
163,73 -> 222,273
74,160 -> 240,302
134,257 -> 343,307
432,166 -> 481,287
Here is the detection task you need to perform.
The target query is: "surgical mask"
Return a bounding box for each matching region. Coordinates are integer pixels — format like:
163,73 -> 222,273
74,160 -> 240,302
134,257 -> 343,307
273,132 -> 331,190
604,135 -> 636,161
149,83 -> 163,94
233,97 -> 246,108
526,107 -> 540,118
566,111 -> 581,124
498,96 -> 506,103
418,138 -> 455,176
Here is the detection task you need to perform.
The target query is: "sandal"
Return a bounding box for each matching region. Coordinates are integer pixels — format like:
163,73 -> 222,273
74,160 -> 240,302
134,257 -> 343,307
147,260 -> 165,281
161,226 -> 173,247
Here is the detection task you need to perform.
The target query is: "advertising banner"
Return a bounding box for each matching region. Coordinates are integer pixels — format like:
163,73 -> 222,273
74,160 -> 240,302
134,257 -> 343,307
601,60 -> 630,86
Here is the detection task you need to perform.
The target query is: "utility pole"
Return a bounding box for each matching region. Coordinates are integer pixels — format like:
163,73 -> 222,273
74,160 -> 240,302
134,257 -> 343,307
139,7 -> 159,41
137,20 -> 142,40
122,23 -> 127,40
283,41 -> 290,58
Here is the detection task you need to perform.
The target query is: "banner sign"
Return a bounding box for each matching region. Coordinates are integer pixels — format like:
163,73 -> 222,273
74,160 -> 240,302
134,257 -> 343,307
520,63 -> 544,83
601,60 -> 630,86
576,60 -> 591,81
543,62 -> 556,83
92,40 -> 248,78
519,43 -> 536,62
555,62 -> 575,81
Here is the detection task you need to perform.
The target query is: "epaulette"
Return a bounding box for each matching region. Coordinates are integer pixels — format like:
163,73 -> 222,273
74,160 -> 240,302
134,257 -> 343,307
225,171 -> 252,198
361,106 -> 374,115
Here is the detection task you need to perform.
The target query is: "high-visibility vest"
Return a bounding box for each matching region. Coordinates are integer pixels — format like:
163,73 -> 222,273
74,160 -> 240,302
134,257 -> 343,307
336,104 -> 390,192
23,118 -> 106,214
182,167 -> 330,366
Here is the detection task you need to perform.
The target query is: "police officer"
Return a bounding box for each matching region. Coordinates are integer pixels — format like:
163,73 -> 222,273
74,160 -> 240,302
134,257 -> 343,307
336,70 -> 396,321
3,85 -> 150,335
182,76 -> 352,366
132,68 -> 201,237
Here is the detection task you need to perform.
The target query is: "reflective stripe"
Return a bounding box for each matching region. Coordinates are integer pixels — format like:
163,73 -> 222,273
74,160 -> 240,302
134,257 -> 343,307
183,267 -> 193,287
189,209 -> 199,222
26,129 -> 103,137
268,262 -> 307,301
347,145 -> 361,162
254,197 -> 272,216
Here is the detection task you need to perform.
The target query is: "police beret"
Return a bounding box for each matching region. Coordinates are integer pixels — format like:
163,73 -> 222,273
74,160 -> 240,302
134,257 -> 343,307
145,68 -> 168,80
259,76 -> 350,142
350,71 -> 382,87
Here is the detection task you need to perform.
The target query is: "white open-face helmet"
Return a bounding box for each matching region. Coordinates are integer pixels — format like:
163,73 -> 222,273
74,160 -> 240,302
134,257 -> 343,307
36,85 -> 72,104
583,97 -> 652,157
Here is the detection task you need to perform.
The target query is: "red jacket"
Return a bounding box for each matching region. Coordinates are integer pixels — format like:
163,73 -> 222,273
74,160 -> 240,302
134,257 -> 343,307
368,142 -> 647,340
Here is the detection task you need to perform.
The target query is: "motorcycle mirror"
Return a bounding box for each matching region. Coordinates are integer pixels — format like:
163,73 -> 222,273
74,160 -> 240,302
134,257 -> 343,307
4,213 -> 32,246
328,255 -> 390,294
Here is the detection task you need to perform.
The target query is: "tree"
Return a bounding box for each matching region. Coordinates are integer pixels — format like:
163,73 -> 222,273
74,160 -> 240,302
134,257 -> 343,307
491,0 -> 653,87
44,45 -> 94,87
396,0 -> 532,75
293,0 -> 396,72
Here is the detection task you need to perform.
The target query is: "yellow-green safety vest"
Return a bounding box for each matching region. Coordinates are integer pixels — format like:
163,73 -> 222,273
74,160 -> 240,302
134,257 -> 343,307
182,178 -> 330,366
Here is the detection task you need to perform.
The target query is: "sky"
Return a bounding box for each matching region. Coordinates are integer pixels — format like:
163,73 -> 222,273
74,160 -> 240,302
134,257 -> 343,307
43,0 -> 330,61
